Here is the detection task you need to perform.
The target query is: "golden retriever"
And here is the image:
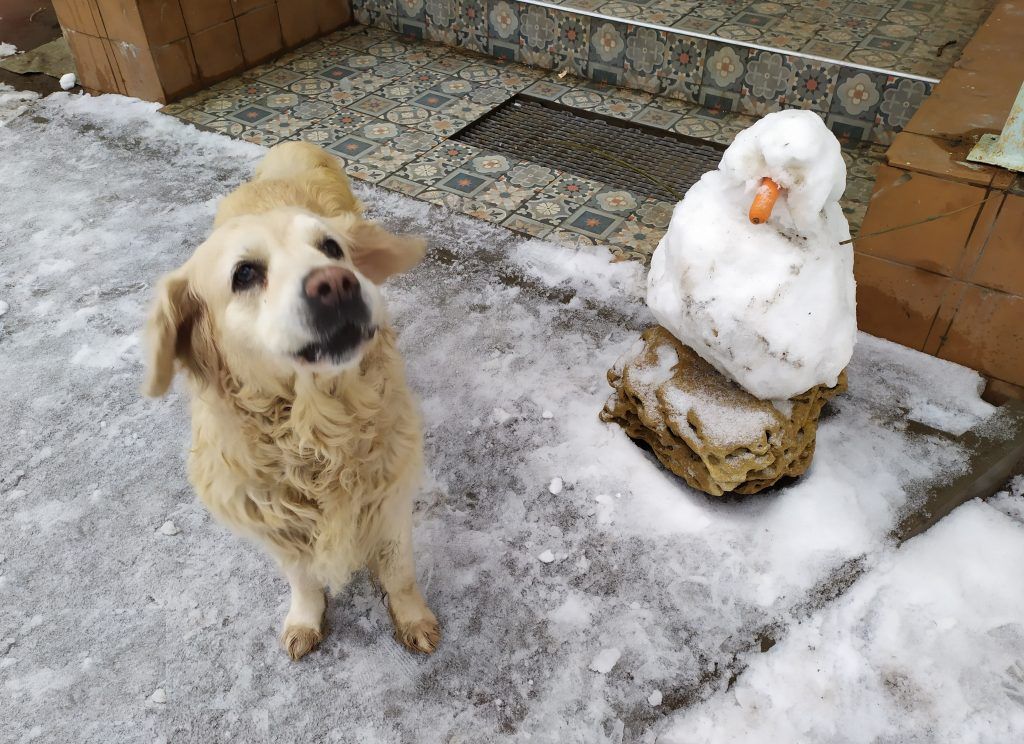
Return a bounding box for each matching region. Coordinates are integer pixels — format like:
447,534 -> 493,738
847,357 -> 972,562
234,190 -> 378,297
143,141 -> 439,660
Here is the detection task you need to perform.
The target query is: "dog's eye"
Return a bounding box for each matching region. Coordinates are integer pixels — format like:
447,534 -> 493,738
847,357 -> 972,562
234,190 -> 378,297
231,262 -> 266,292
320,237 -> 343,260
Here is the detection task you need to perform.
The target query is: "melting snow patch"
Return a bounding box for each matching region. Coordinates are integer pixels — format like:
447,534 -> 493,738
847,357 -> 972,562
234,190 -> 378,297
0,43 -> 17,58
590,648 -> 621,674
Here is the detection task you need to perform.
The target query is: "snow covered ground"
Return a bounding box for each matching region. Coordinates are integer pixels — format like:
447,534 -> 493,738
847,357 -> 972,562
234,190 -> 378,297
1,94 -> 1021,743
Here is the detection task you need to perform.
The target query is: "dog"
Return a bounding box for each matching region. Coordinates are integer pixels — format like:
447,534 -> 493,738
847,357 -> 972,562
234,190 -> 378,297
143,141 -> 439,660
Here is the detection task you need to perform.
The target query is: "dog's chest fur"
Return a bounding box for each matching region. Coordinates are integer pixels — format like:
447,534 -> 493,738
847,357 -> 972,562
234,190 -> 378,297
187,329 -> 423,580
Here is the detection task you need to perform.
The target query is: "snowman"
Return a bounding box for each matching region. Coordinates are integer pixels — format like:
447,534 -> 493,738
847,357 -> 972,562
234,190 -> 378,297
646,109 -> 856,402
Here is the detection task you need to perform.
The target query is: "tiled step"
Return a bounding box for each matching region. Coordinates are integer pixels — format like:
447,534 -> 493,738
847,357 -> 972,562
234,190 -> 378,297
352,0 -> 994,144
164,25 -> 885,260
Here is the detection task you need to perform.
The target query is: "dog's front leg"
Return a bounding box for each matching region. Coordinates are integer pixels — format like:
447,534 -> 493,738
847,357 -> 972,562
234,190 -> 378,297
370,510 -> 440,655
279,562 -> 326,661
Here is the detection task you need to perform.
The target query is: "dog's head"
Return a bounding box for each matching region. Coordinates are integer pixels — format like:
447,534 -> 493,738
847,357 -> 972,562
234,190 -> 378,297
143,208 -> 424,396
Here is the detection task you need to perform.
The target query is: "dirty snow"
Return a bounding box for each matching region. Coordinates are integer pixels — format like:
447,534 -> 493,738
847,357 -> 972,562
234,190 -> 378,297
0,83 -> 39,126
0,93 -> 1009,743
647,110 -> 855,400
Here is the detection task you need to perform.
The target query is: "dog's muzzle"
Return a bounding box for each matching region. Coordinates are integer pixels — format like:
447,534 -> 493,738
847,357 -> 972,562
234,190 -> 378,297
296,266 -> 376,365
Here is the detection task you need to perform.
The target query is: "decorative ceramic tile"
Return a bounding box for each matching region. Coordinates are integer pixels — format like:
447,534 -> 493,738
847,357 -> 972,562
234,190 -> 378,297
634,198 -> 676,229
876,77 -> 931,131
739,49 -> 791,114
561,205 -> 623,239
542,173 -> 605,204
435,168 -> 495,196
349,94 -> 401,116
477,176 -> 542,211
829,68 -> 885,121
392,128 -> 444,152
380,174 -> 429,197
519,194 -> 579,226
631,105 -> 683,129
521,79 -> 571,101
501,213 -> 554,238
785,60 -> 839,112
659,35 -> 706,103
606,216 -> 663,263
588,19 -> 627,84
506,162 -> 559,189
701,42 -> 746,93
621,25 -> 669,94
587,187 -> 640,214
414,111 -> 469,137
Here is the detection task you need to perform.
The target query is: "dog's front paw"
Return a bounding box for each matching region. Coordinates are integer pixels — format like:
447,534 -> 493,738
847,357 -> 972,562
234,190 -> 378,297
282,625 -> 322,661
394,616 -> 441,655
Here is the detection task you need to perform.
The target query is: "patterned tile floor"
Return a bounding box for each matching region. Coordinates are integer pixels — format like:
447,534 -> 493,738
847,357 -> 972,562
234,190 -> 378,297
541,0 -> 994,79
163,24 -> 884,264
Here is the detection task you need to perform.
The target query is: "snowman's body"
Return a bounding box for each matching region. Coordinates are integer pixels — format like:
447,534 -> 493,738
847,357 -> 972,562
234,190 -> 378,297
647,110 -> 856,402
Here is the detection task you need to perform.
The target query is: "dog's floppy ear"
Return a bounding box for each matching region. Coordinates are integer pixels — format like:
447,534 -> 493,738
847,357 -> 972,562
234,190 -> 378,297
142,268 -> 204,397
348,220 -> 426,284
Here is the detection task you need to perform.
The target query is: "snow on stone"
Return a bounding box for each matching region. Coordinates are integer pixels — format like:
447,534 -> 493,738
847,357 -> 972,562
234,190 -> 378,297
658,497 -> 1024,743
157,520 -> 179,536
548,477 -> 563,495
59,73 -> 77,91
0,93 -> 1007,742
647,110 -> 855,400
0,42 -> 18,58
590,648 -> 621,674
537,549 -> 555,564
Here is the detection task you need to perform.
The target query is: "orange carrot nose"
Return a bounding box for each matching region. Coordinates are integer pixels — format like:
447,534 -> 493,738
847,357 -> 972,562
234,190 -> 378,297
749,177 -> 781,224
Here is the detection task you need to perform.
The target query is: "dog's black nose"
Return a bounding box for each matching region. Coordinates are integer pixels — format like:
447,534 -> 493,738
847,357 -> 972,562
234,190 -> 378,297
304,266 -> 358,308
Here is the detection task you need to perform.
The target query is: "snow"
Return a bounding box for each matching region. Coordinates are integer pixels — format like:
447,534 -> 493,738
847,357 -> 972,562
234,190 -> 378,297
548,477 -> 563,495
0,42 -> 18,58
0,93 -> 1008,743
59,73 -> 77,91
537,550 -> 555,564
657,496 -> 1024,744
0,83 -> 39,126
647,110 -> 856,400
590,648 -> 622,674
648,690 -> 663,706
157,520 -> 180,536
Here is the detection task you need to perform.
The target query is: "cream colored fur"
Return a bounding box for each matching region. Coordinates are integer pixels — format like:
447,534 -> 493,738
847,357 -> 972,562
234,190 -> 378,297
143,141 -> 439,659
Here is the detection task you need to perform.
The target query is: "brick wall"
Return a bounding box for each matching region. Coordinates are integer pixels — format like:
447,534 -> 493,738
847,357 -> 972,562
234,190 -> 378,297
54,0 -> 352,103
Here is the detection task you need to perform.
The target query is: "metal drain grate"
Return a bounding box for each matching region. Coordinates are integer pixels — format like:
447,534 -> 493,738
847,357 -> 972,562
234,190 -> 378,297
453,97 -> 725,202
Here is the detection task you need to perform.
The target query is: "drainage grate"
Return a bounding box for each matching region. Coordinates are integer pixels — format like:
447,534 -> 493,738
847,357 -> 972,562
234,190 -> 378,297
453,97 -> 725,203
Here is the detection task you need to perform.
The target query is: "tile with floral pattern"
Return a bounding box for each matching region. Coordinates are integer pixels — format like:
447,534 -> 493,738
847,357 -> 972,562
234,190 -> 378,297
519,194 -> 579,226
506,162 -> 559,190
631,105 -> 683,130
622,25 -> 669,94
542,173 -> 605,204
380,174 -> 429,197
588,19 -> 627,84
476,176 -> 539,211
560,204 -> 623,239
786,60 -> 839,112
501,214 -> 554,239
606,217 -> 663,263
349,94 -> 401,116
548,227 -> 600,249
414,111 -> 469,137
